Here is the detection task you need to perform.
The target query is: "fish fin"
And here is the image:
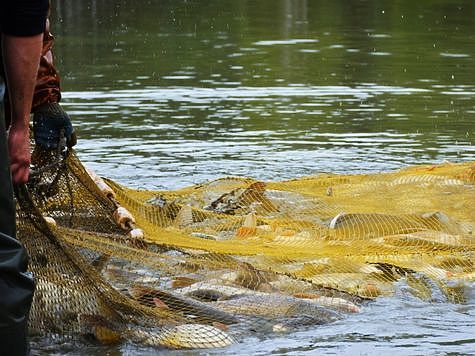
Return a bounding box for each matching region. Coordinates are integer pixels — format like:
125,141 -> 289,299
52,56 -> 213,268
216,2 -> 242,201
153,297 -> 169,309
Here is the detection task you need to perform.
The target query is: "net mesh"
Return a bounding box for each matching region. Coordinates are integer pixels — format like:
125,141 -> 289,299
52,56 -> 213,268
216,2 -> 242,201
18,148 -> 475,349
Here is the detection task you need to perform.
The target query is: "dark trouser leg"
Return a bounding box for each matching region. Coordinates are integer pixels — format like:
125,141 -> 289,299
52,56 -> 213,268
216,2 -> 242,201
0,79 -> 36,356
0,80 -> 15,238
0,232 -> 34,356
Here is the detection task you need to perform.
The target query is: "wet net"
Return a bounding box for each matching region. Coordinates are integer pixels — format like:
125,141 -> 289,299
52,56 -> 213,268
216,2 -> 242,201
18,147 -> 474,349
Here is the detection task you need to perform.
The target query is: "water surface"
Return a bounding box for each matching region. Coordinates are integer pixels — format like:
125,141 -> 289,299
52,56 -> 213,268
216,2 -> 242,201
53,0 -> 474,190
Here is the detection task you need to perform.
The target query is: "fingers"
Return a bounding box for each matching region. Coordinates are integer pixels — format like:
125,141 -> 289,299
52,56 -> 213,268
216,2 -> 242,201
10,161 -> 30,185
7,125 -> 31,185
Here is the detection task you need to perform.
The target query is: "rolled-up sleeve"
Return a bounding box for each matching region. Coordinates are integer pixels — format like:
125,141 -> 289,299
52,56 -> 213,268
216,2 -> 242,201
0,0 -> 49,36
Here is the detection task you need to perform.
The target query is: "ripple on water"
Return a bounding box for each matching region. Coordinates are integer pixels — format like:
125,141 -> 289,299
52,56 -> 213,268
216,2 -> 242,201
253,39 -> 319,46
61,83 -> 473,190
440,52 -> 471,58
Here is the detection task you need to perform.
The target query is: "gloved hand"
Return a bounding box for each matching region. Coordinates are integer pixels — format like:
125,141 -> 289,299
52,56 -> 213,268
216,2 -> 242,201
33,102 -> 77,149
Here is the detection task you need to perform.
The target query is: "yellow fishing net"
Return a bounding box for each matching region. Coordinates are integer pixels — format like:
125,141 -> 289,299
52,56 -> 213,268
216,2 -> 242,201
18,148 -> 474,349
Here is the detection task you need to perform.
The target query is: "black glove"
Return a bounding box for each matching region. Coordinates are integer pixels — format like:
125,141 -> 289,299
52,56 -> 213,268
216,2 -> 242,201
33,102 -> 76,149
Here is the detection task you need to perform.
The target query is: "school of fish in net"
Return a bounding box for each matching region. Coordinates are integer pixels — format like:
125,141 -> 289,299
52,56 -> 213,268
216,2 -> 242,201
17,146 -> 474,349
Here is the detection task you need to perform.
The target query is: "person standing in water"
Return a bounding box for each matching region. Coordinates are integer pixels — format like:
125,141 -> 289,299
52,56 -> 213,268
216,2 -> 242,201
0,1 -> 49,355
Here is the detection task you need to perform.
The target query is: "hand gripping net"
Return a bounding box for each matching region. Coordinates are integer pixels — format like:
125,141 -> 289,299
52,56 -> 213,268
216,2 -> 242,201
17,148 -> 475,349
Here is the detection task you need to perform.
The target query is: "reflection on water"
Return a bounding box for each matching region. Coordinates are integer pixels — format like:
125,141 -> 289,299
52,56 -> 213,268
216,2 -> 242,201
35,0 -> 475,354
63,83 -> 473,189
51,0 -> 474,189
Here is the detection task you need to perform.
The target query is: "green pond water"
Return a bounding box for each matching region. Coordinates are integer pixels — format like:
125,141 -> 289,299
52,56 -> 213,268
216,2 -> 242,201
33,0 -> 474,354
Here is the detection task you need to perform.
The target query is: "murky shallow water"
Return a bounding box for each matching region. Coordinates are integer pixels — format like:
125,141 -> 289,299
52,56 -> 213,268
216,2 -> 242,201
63,83 -> 474,190
32,0 -> 475,354
32,284 -> 475,355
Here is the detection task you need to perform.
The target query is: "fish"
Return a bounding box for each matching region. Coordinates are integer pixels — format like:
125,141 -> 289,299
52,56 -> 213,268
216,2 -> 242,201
307,272 -> 393,298
124,321 -> 235,349
205,181 -> 279,215
178,276 -> 362,312
234,261 -> 274,291
382,231 -> 469,251
178,281 -> 346,332
129,285 -> 239,325
212,294 -> 341,324
173,205 -> 194,228
389,174 -> 466,187
272,315 -> 337,333
78,314 -> 122,344
293,293 -> 360,313
178,281 -> 257,299
30,278 -> 117,330
32,279 -> 235,349
327,211 -> 456,239
29,277 -> 141,347
151,324 -> 235,349
171,276 -> 200,289
184,288 -> 230,302
145,195 -> 182,227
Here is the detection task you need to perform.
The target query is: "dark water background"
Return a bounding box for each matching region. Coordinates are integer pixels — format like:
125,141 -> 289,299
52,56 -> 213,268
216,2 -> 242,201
52,0 -> 473,190
34,0 -> 475,354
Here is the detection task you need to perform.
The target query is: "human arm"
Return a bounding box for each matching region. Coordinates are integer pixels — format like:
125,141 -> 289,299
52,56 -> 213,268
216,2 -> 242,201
2,34 -> 43,184
1,0 -> 49,184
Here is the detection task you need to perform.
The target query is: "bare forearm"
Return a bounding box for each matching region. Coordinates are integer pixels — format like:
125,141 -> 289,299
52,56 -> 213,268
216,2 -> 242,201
2,34 -> 43,184
2,33 -> 43,129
